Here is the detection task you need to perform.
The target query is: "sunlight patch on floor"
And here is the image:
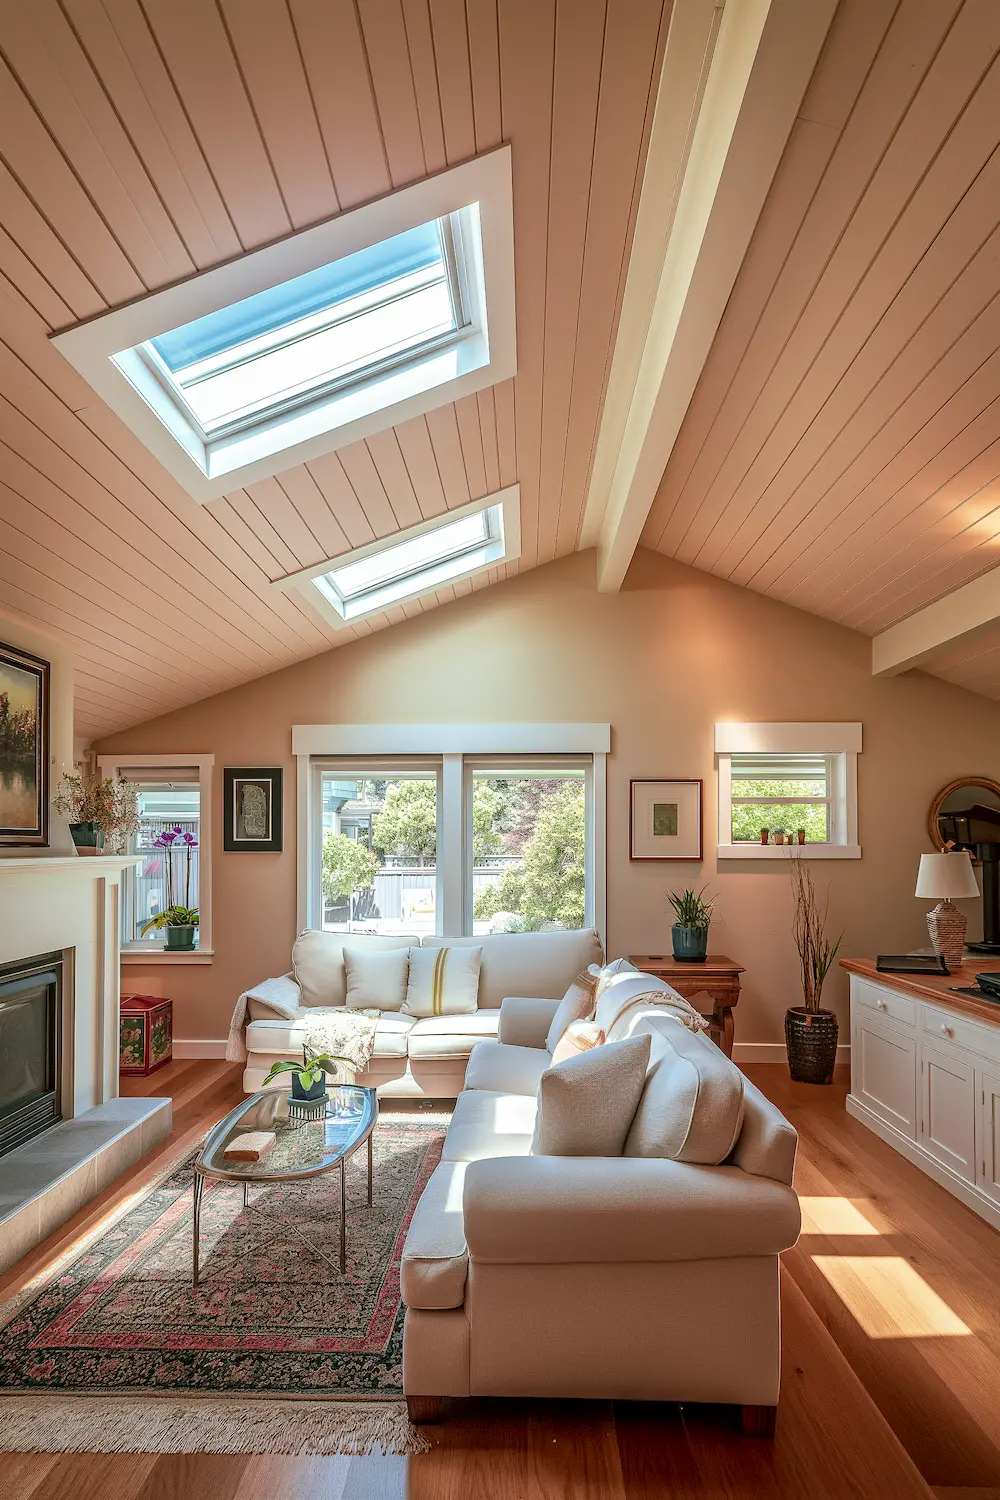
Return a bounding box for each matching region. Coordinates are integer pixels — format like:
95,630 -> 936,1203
799,1196 -> 882,1235
812,1255 -> 971,1338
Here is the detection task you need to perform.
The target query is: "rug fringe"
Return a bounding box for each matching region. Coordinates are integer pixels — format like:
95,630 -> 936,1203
0,1395 -> 430,1456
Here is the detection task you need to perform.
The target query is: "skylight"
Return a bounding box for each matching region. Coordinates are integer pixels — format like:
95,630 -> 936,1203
280,486 -> 521,627
50,148 -> 515,502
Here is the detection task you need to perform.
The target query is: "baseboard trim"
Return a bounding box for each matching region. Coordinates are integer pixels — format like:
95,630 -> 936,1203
732,1042 -> 851,1065
172,1040 -> 229,1059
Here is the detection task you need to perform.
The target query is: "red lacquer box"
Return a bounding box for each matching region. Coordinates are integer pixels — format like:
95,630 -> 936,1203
120,992 -> 173,1076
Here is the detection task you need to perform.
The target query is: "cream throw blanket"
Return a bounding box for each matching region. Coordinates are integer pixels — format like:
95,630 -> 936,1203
226,974 -> 379,1078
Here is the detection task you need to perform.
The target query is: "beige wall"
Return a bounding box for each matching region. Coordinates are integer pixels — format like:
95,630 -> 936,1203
95,548 -> 1000,1051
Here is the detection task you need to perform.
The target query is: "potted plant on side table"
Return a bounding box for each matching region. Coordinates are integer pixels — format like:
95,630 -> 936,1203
667,886 -> 718,963
786,854 -> 844,1084
141,825 -> 200,950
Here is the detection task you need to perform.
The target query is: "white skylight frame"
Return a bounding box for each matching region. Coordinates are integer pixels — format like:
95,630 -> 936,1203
278,485 -> 521,628
50,148 -> 515,503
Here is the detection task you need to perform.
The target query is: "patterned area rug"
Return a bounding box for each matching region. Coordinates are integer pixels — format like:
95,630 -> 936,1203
0,1112 -> 446,1454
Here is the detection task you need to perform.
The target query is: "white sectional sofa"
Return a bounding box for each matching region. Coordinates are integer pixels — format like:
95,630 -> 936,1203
236,927 -> 604,1097
400,991 -> 801,1433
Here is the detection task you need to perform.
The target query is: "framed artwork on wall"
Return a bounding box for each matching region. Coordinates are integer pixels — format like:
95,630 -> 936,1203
630,779 -> 702,862
223,767 -> 283,853
0,638 -> 49,847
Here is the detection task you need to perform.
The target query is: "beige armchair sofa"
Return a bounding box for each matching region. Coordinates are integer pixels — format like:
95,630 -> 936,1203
400,992 -> 800,1433
236,927 -> 604,1097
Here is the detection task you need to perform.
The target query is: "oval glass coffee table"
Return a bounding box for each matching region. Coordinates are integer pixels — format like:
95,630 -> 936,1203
192,1085 -> 378,1285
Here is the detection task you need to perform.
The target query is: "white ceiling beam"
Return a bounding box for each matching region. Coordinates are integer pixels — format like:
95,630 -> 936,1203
581,0 -> 838,592
872,565 -> 1000,677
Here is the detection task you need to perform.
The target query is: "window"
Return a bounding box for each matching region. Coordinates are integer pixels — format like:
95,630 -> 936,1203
285,489 -> 519,626
97,754 -> 214,961
715,724 -> 861,860
52,149 -> 515,502
296,725 -> 609,939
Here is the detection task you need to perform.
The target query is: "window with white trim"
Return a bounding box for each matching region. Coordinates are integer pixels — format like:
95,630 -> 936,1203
97,754 -> 214,959
51,150 -> 514,502
715,724 -> 861,860
282,488 -> 519,626
309,749 -> 597,937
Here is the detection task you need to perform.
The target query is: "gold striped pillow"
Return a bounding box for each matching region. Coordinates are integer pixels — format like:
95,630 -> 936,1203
402,945 -> 482,1017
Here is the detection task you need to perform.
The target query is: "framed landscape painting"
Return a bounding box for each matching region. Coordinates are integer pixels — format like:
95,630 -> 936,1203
223,767 -> 283,852
630,779 -> 702,862
0,640 -> 49,847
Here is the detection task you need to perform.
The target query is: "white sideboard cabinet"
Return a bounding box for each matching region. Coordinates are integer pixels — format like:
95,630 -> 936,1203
846,962 -> 1000,1231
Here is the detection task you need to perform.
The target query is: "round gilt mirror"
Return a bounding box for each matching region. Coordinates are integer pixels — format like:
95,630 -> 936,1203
929,777 -> 1000,857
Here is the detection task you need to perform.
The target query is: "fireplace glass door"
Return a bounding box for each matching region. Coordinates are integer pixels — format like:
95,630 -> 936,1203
0,953 -> 62,1158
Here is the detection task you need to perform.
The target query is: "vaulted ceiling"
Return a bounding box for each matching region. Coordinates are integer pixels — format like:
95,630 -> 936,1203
5,0 -> 1000,738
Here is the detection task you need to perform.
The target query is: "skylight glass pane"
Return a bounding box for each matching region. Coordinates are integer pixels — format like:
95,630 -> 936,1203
150,222 -> 445,372
328,511 -> 491,600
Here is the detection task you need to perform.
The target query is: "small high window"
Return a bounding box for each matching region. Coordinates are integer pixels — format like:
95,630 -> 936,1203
715,723 -> 861,860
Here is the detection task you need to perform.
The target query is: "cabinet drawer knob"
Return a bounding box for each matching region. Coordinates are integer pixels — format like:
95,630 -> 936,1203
940,1023 -> 954,1037
876,999 -> 887,1011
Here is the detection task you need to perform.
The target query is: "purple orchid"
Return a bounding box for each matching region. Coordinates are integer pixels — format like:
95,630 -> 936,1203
152,828 -> 178,848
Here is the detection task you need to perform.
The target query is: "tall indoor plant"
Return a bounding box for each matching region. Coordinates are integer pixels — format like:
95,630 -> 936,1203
54,769 -> 139,855
667,886 -> 717,962
141,825 -> 200,950
786,854 -> 843,1083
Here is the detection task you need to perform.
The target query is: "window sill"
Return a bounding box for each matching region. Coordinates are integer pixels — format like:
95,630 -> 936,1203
717,844 -> 861,861
120,947 -> 214,965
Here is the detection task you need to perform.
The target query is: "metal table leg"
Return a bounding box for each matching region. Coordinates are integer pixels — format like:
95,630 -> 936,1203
243,1180 -> 249,1209
368,1132 -> 373,1207
339,1159 -> 347,1273
192,1172 -> 204,1286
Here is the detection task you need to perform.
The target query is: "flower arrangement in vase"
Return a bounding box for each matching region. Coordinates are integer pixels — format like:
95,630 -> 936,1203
141,825 -> 200,950
54,769 -> 139,855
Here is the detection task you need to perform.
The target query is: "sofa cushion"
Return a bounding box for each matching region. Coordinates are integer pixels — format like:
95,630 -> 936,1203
403,945 -> 482,1017
246,1011 -> 415,1060
551,1019 -> 604,1065
400,1159 -> 469,1310
441,1088 -> 537,1161
531,1034 -> 651,1157
406,1010 -> 502,1059
624,1015 -> 745,1164
291,930 -> 418,1008
343,944 -> 409,1011
544,969 -> 598,1054
422,929 -> 603,1010
464,1040 -> 550,1096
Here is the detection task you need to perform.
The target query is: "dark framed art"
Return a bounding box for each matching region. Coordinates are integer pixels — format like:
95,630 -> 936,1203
629,779 -> 702,862
223,767 -> 283,852
0,638 -> 49,847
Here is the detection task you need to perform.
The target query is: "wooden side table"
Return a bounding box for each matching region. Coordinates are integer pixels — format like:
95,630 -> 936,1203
628,954 -> 744,1058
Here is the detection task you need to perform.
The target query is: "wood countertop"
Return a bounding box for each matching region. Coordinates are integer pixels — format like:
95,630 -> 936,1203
841,956 -> 1000,1027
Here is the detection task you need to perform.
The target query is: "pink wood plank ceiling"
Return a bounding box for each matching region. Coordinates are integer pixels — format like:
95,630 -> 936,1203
0,0 -> 668,737
642,0 -> 1000,701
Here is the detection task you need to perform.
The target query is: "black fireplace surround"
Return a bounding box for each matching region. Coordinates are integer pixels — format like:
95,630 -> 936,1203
0,951 -> 62,1159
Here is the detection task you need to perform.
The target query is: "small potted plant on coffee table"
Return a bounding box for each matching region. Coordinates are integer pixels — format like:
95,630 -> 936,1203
667,885 -> 717,963
263,1046 -> 356,1102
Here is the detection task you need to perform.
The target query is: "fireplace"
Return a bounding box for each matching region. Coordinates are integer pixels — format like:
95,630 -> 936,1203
0,951 -> 62,1158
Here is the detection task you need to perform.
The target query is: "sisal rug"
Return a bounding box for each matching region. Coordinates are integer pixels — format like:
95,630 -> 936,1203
0,1112 -> 446,1455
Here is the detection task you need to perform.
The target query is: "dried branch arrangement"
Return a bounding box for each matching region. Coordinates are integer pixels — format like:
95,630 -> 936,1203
789,854 -> 843,1013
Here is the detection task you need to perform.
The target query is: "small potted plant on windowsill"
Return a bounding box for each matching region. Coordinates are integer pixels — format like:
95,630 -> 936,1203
263,1046 -> 357,1102
667,886 -> 718,963
141,905 -> 200,950
785,854 -> 843,1084
140,825 -> 200,950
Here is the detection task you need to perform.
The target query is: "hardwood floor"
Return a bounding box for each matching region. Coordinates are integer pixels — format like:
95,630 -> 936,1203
1,1061 -> 998,1497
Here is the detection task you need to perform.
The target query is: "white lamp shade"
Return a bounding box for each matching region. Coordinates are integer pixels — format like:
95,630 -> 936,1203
915,851 -> 980,900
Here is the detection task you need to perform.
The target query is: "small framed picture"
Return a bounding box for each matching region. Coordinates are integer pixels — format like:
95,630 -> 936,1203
223,767 -> 282,852
630,779 -> 702,862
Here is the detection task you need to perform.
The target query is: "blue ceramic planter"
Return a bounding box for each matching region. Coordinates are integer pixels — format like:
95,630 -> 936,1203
671,925 -> 708,962
291,1069 -> 327,1102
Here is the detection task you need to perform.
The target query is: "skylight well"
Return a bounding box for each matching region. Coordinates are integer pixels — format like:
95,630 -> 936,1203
280,486 -> 521,627
51,150 -> 515,502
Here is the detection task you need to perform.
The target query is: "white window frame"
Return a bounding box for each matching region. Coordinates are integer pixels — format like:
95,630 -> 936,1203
51,148 -> 515,503
294,724 -> 609,942
97,752 -> 214,963
277,487 -> 520,629
714,723 -> 861,860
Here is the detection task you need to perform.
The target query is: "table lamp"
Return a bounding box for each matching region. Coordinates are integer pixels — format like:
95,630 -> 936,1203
915,850 -> 980,964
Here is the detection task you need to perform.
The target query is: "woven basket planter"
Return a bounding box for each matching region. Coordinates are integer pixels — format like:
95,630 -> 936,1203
784,1007 -> 839,1084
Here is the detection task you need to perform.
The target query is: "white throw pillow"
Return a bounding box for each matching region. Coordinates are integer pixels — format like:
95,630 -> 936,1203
545,968 -> 599,1053
343,945 -> 409,1012
531,1033 -> 652,1156
403,945 -> 482,1017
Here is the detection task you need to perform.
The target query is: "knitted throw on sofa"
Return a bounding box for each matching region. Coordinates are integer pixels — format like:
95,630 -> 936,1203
226,976 -> 378,1077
